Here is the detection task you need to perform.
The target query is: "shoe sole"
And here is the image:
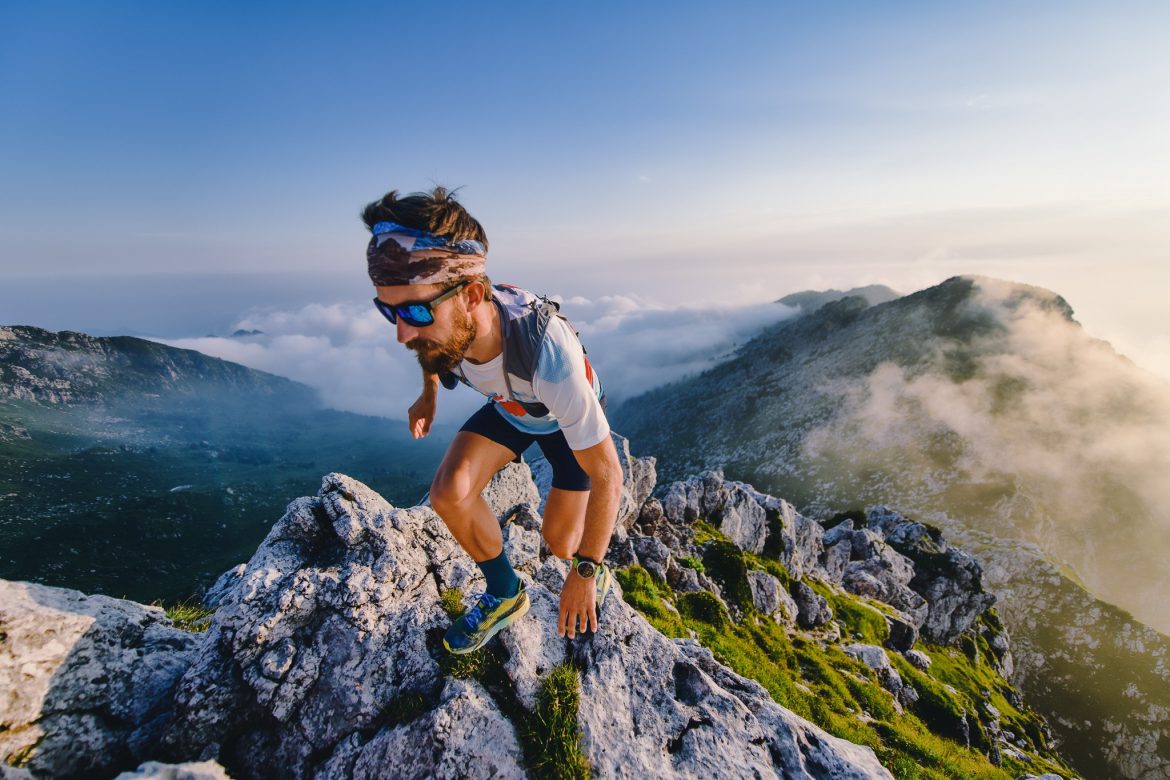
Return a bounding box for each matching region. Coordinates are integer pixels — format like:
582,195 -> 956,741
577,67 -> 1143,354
443,591 -> 530,655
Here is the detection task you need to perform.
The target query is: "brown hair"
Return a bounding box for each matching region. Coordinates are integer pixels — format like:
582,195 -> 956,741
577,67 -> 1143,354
362,185 -> 493,298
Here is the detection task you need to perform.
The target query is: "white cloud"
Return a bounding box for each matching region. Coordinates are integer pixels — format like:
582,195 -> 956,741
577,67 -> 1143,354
155,295 -> 800,425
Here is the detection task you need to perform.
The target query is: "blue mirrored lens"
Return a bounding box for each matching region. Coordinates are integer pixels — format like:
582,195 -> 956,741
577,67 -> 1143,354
400,304 -> 433,326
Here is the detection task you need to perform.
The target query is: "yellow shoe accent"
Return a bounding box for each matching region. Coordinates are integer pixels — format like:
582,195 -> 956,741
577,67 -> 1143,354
443,580 -> 530,655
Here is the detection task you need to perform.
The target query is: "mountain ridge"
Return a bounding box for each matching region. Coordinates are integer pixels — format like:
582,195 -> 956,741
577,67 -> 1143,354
612,273 -> 1170,779
0,436 -> 1076,779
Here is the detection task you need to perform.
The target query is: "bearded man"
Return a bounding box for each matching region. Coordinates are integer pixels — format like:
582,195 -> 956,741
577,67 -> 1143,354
364,186 -> 621,654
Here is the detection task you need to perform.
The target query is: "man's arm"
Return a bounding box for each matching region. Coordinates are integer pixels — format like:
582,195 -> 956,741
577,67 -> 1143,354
557,435 -> 622,638
408,371 -> 440,439
571,436 -> 622,561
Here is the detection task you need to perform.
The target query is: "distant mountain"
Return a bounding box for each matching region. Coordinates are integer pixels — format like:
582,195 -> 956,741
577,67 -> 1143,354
777,284 -> 901,313
0,325 -> 448,605
1,325 -> 313,406
613,275 -> 1170,779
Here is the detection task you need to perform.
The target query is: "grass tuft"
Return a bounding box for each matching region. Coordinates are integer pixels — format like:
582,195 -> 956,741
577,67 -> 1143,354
523,663 -> 591,779
150,596 -> 216,633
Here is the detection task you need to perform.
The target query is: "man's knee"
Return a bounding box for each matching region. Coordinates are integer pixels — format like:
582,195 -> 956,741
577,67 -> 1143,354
429,466 -> 478,517
542,529 -> 578,561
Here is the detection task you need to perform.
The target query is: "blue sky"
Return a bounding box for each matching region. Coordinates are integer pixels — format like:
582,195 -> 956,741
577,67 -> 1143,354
2,1 -> 1168,379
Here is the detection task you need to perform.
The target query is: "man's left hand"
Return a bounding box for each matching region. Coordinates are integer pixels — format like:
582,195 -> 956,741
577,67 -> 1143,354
558,569 -> 597,639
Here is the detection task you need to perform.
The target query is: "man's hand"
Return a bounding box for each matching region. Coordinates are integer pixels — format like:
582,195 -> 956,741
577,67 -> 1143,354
408,392 -> 435,439
558,568 -> 598,639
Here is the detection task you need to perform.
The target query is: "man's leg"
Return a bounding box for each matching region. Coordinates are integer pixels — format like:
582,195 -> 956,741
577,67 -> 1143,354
541,488 -> 590,560
429,429 -> 518,562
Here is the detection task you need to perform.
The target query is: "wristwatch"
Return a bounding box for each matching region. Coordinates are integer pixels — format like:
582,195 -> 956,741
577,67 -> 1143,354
571,554 -> 601,579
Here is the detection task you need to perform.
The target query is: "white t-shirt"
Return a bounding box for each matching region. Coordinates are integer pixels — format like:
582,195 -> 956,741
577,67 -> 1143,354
459,315 -> 609,451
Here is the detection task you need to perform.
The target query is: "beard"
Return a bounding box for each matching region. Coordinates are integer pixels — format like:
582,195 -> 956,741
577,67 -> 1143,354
407,305 -> 476,375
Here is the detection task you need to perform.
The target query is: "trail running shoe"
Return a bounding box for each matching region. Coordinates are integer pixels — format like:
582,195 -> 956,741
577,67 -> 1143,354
443,580 -> 530,654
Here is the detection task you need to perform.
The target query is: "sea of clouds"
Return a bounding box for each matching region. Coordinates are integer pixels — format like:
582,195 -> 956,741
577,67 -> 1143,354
156,294 -> 799,426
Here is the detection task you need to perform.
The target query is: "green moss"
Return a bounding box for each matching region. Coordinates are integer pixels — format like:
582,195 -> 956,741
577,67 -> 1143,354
438,647 -> 489,680
891,655 -> 974,746
677,555 -> 705,573
701,540 -> 754,612
614,565 -> 687,638
615,561 -> 1076,780
692,519 -> 723,545
824,509 -> 866,531
151,596 -> 215,633
435,639 -> 591,778
439,587 -> 465,618
742,546 -> 793,589
677,591 -> 727,629
827,592 -> 891,645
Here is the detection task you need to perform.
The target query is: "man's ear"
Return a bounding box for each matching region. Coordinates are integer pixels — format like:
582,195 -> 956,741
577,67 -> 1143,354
464,280 -> 487,311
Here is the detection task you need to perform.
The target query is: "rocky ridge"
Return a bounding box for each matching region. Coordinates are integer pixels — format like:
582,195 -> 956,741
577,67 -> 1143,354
2,434 -> 1070,779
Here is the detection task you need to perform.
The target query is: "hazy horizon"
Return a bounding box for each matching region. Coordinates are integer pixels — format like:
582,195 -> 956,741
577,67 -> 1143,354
3,2 -> 1168,388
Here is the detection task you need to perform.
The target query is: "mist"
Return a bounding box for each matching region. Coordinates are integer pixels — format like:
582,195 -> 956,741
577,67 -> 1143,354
801,278 -> 1170,633
155,294 -> 799,427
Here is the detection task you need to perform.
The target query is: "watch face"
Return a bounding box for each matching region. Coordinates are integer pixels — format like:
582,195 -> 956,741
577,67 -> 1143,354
576,560 -> 597,578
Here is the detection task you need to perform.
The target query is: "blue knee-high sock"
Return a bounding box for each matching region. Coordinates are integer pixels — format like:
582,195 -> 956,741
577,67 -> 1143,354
477,549 -> 520,598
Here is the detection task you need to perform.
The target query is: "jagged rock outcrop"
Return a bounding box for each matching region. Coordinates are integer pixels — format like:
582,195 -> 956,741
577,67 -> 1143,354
0,581 -> 201,779
148,461 -> 891,779
839,507 -> 994,645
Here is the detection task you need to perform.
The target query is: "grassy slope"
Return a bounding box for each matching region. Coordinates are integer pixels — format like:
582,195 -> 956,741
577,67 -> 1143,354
616,521 -> 1076,780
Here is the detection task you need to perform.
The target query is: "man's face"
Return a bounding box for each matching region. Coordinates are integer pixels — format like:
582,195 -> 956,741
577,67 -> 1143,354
375,283 -> 476,374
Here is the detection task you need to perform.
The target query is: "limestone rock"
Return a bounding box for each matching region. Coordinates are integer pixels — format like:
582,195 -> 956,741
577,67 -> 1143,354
142,468 -> 892,779
632,535 -> 673,583
113,760 -> 234,779
844,644 -> 918,708
202,565 -> 246,610
0,580 -> 201,779
791,582 -> 833,629
314,678 -> 526,780
746,570 -> 797,624
904,649 -> 932,671
822,519 -> 855,548
866,506 -> 996,644
821,539 -> 852,584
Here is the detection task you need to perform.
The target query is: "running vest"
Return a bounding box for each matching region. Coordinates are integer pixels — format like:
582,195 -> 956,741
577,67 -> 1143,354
439,284 -> 602,416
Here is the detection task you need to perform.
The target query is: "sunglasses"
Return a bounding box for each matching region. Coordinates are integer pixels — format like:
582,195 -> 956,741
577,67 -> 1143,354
372,280 -> 470,328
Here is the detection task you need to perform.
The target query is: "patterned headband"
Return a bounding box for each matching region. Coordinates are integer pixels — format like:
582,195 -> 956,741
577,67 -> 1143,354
366,221 -> 487,286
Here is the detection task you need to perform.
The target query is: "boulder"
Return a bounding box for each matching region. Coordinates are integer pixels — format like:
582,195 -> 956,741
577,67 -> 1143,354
843,644 -> 918,708
904,649 -> 932,671
822,519 -> 855,548
820,540 -> 852,584
0,580 -> 201,779
632,535 -> 673,583
790,582 -> 833,629
747,570 -> 798,624
866,506 -> 996,644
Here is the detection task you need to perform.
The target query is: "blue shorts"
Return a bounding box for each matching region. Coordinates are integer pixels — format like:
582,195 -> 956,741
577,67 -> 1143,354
459,403 -> 591,491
